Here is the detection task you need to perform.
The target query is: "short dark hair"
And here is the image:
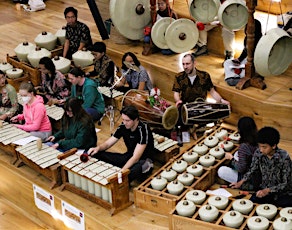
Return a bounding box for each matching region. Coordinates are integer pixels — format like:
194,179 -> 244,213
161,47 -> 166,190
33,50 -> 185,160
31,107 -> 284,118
120,105 -> 139,120
64,7 -> 78,18
91,42 -> 106,53
257,126 -> 280,147
69,67 -> 85,78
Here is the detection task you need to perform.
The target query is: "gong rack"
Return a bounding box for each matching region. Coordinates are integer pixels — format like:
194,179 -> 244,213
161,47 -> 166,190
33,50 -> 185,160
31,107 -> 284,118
134,124 -> 240,216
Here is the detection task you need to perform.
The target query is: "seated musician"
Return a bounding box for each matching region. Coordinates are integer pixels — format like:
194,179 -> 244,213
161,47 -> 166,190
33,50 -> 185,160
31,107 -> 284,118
230,127 -> 292,207
0,70 -> 19,121
36,57 -> 70,105
217,116 -> 260,190
10,81 -> 52,141
88,105 -> 154,183
87,41 -> 116,87
46,97 -> 97,151
68,67 -> 105,122
115,52 -> 153,93
172,54 -> 230,135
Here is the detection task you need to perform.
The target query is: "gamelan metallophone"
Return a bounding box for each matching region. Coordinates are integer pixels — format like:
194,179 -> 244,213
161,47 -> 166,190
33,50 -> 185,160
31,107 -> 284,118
15,140 -> 68,188
59,152 -> 132,215
98,86 -> 124,98
153,132 -> 180,164
0,121 -> 31,164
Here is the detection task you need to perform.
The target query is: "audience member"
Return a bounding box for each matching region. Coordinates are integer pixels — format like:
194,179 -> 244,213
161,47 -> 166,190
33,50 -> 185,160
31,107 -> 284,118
88,105 -> 154,182
46,97 -> 97,151
68,67 -> 105,122
10,81 -> 52,141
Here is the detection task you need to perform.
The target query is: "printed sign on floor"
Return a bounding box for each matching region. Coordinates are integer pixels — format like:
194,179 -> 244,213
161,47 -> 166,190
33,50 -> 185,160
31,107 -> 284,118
33,184 -> 55,216
61,200 -> 85,230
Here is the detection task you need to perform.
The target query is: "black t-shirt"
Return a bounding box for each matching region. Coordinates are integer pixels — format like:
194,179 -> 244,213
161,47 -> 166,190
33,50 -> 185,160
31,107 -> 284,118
113,121 -> 154,160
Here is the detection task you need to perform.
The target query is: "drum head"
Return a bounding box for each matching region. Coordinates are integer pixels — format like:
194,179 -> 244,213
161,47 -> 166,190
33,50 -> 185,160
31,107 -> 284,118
109,0 -> 151,40
165,18 -> 199,53
162,105 -> 179,130
218,0 -> 248,31
151,17 -> 175,49
254,28 -> 292,76
189,0 -> 220,24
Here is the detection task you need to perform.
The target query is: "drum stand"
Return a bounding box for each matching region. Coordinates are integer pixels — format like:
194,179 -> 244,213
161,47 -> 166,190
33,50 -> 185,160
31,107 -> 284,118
98,69 -> 130,135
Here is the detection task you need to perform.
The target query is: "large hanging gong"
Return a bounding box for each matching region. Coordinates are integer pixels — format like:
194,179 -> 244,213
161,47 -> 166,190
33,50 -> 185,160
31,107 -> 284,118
254,28 -> 292,77
109,0 -> 151,40
151,17 -> 175,49
188,0 -> 220,24
165,18 -> 199,53
218,0 -> 248,31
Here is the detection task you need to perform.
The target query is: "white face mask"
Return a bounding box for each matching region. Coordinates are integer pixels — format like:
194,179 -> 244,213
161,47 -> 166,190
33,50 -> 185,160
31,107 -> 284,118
22,96 -> 31,104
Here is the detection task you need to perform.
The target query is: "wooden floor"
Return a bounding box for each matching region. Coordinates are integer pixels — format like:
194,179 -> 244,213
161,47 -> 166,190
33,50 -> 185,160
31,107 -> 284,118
0,0 -> 291,229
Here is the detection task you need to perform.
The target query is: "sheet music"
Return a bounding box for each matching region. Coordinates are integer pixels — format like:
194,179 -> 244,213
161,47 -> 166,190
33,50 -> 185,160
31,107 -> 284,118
12,135 -> 39,146
206,188 -> 233,198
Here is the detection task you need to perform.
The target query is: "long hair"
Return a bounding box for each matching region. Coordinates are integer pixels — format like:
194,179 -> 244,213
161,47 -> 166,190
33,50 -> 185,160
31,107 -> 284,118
238,116 -> 258,146
121,52 -> 141,70
39,57 -> 56,81
62,97 -> 93,129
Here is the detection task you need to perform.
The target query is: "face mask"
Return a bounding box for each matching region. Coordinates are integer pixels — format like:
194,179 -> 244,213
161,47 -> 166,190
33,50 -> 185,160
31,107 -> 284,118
22,96 -> 31,104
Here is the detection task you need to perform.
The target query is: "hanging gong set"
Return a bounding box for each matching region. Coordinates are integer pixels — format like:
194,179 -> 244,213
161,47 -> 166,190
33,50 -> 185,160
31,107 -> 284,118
188,0 -> 220,24
254,28 -> 292,77
109,0 -> 151,40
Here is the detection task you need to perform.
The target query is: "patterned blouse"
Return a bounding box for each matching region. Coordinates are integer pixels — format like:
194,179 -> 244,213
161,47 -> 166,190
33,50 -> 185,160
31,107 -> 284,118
40,70 -> 70,101
243,148 -> 292,194
122,65 -> 153,92
172,68 -> 214,103
65,21 -> 93,54
0,84 -> 18,118
91,54 -> 115,87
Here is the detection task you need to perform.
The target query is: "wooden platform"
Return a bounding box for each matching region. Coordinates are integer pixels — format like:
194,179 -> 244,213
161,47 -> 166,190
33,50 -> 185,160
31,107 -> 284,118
0,1 -> 291,228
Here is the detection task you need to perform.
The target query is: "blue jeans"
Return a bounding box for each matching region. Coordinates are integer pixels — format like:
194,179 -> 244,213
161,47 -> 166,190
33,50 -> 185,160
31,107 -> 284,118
85,108 -> 103,122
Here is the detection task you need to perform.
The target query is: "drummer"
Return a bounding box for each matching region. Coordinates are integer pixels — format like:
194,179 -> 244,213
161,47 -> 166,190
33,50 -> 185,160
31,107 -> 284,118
114,52 -> 153,93
172,53 -> 230,134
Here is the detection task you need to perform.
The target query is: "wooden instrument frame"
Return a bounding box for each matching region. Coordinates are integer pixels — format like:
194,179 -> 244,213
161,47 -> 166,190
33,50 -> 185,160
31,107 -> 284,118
170,196 -> 278,230
134,125 -> 239,216
60,166 -> 132,215
6,46 -> 63,88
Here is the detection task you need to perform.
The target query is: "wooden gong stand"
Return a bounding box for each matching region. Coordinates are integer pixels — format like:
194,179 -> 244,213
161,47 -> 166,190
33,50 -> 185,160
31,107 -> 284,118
236,0 -> 267,90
